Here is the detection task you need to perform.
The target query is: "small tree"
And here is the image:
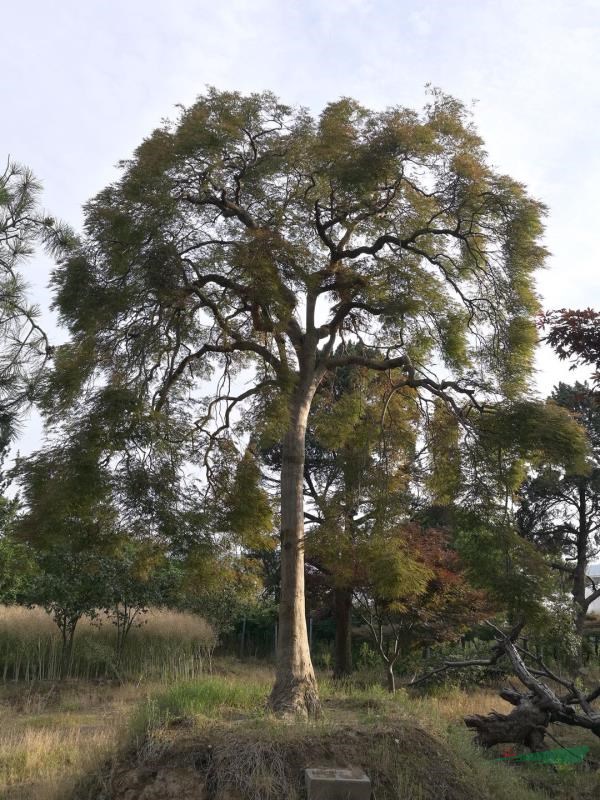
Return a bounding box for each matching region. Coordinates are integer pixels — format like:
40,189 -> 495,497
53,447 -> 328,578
352,525 -> 488,692
100,539 -> 176,664
13,440 -> 115,673
26,545 -> 104,674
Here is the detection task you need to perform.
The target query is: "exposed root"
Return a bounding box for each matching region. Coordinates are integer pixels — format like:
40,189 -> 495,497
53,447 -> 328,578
267,674 -> 321,719
465,696 -> 549,751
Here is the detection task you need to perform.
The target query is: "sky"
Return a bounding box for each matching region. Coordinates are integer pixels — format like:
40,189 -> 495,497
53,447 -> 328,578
3,0 -> 600,455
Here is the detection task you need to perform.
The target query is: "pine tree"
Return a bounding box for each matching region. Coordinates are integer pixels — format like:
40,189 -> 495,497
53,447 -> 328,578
0,160 -> 70,445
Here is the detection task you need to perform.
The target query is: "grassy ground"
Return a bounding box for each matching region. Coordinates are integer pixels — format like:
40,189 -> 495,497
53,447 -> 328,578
0,681 -> 146,799
2,663 -> 599,800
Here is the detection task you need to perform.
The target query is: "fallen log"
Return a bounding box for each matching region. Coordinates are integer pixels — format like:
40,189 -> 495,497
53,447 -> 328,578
465,696 -> 549,751
411,621 -> 600,751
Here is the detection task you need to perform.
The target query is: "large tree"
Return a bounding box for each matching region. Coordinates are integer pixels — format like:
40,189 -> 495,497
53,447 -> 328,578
50,88 -> 546,715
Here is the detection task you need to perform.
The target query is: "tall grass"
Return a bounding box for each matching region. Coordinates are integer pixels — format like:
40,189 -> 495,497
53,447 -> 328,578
0,726 -> 114,796
0,605 -> 216,683
0,682 -> 140,799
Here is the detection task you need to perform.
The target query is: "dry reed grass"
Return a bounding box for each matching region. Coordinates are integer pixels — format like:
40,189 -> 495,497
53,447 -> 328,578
0,605 -> 214,640
0,605 -> 216,684
136,608 -> 214,640
0,726 -> 111,783
410,686 -> 512,722
0,605 -> 56,636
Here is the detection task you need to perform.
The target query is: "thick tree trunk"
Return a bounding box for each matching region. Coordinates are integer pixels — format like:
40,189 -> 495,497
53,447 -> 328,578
333,586 -> 353,679
268,386 -> 320,716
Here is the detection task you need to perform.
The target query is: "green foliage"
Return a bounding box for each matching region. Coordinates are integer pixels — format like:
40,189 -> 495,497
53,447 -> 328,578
304,358 -> 419,574
313,391 -> 364,451
454,515 -> 555,626
224,447 -> 275,550
253,389 -> 291,449
357,531 -> 432,609
0,160 -> 72,443
25,546 -> 106,640
552,381 -> 600,456
0,534 -> 34,605
13,437 -> 117,554
503,316 -> 539,397
438,310 -> 470,372
48,87 -> 546,509
531,597 -> 582,663
179,542 -> 264,635
426,401 -> 462,505
356,641 -> 381,671
515,382 -> 600,634
476,399 -> 589,481
132,677 -> 268,733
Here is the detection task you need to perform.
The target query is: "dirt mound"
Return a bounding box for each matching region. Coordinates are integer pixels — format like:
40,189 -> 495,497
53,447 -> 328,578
98,720 -> 490,800
112,765 -> 205,800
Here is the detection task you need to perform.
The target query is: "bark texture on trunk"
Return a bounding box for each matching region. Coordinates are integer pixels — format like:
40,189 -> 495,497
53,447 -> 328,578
333,586 -> 353,679
268,386 -> 320,716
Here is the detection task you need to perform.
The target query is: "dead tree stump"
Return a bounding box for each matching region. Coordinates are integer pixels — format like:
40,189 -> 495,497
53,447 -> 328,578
465,694 -> 550,751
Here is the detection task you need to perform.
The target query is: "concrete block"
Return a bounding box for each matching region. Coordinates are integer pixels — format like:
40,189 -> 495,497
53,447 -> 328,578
305,766 -> 371,800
